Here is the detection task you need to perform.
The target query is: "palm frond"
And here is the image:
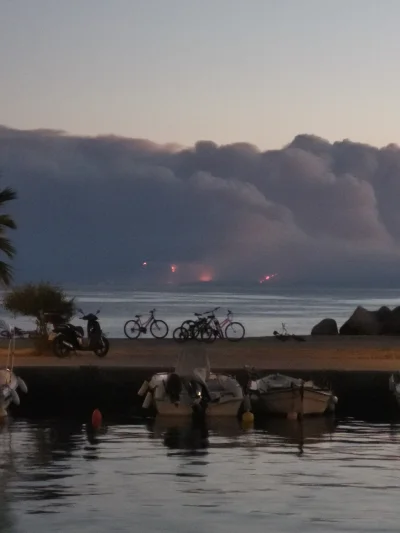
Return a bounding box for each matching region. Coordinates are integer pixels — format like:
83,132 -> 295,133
0,214 -> 16,230
0,261 -> 13,287
0,187 -> 17,206
0,237 -> 16,259
0,181 -> 17,286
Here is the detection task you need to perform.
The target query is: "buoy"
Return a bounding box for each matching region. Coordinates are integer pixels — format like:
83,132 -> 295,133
241,411 -> 254,424
91,408 -> 102,429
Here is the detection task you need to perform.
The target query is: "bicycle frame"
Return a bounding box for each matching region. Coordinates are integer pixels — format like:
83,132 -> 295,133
218,314 -> 233,328
136,311 -> 157,333
138,314 -> 154,328
210,312 -> 233,337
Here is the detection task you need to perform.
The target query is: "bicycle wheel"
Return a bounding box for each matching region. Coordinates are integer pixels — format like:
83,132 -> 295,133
124,320 -> 141,339
150,319 -> 169,339
181,320 -> 195,328
182,320 -> 197,338
199,325 -> 215,343
173,326 -> 188,343
225,322 -> 245,341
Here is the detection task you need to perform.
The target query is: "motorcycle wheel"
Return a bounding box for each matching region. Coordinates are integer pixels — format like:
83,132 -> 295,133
95,336 -> 109,358
53,336 -> 71,358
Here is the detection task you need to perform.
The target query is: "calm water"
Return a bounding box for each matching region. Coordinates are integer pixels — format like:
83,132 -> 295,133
1,417 -> 400,532
2,286 -> 400,338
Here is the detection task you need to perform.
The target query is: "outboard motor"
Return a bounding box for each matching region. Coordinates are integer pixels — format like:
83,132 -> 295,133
165,373 -> 183,403
186,379 -> 204,400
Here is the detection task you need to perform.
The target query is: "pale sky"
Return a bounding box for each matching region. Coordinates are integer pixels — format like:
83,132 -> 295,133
1,0 -> 400,149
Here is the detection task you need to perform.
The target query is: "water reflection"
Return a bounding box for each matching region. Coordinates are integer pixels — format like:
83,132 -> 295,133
1,417 -> 400,532
147,417 -> 209,455
146,415 -> 337,456
259,416 -> 338,456
0,420 -> 17,533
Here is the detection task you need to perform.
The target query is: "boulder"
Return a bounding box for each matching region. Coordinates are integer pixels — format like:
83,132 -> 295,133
373,306 -> 392,324
339,306 -> 382,335
381,306 -> 400,335
311,318 -> 338,336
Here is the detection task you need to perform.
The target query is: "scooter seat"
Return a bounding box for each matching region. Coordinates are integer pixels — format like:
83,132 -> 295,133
72,325 -> 84,336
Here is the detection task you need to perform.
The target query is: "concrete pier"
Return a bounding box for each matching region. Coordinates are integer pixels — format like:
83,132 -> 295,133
3,336 -> 400,420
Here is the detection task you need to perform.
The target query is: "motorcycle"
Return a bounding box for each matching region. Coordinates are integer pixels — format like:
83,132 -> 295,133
49,308 -> 109,358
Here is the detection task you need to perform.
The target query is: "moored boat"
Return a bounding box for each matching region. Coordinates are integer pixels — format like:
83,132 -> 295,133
0,321 -> 28,418
246,369 -> 337,419
138,346 -> 243,418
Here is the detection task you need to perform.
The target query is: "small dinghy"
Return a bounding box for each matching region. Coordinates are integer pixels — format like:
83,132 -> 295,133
0,320 -> 28,418
138,346 -> 243,418
246,368 -> 337,419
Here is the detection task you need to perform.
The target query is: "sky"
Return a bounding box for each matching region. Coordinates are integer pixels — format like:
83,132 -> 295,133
2,0 -> 400,149
2,1 -> 400,287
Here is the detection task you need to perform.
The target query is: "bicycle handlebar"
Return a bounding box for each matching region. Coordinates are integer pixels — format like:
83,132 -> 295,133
149,308 -> 156,314
202,306 -> 220,314
193,307 -> 233,319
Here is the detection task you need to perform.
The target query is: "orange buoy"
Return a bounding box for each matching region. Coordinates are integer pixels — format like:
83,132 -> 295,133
91,408 -> 102,429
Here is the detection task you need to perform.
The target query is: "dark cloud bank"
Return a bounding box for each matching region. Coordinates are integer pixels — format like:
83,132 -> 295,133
1,125 -> 400,287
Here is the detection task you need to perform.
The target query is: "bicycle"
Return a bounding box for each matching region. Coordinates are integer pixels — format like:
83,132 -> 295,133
172,313 -> 209,343
172,308 -> 219,343
205,309 -> 245,342
273,323 -> 306,342
173,308 -> 245,343
124,309 -> 169,339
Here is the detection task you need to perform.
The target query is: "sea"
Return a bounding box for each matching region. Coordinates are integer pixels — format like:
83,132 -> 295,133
2,416 -> 400,532
2,286 -> 400,532
1,285 -> 400,337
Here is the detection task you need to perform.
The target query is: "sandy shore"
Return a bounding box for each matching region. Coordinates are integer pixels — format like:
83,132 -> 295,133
1,336 -> 400,371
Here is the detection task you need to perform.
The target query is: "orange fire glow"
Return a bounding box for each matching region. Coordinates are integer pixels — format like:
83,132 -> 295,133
171,264 -> 177,273
259,273 -> 277,284
199,273 -> 213,282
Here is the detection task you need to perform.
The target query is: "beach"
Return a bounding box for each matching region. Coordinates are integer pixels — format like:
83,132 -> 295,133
4,336 -> 400,371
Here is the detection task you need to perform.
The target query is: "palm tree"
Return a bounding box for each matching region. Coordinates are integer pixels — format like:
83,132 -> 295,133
0,182 -> 17,286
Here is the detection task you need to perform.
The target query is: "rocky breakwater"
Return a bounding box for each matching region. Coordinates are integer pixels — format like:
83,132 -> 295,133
311,305 -> 400,336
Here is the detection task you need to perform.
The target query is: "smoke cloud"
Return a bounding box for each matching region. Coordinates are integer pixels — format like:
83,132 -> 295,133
1,125 -> 400,286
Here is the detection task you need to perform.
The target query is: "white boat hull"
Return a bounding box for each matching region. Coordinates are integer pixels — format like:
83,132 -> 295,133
140,371 -> 243,418
255,387 -> 333,416
0,369 -> 27,418
248,374 -> 337,417
205,398 -> 243,417
155,397 -> 242,417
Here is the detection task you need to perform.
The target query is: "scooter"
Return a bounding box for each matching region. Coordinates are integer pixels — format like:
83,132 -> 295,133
50,308 -> 109,358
